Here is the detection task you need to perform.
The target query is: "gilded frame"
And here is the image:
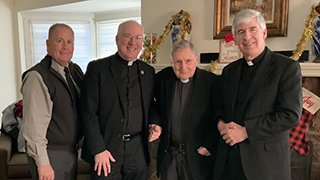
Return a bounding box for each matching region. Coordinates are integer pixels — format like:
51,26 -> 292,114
213,0 -> 289,39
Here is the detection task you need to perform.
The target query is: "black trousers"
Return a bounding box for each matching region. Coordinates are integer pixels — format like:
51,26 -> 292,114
90,134 -> 148,180
27,148 -> 78,180
220,146 -> 247,180
160,146 -> 194,180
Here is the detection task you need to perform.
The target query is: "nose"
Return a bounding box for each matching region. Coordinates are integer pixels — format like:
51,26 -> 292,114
180,61 -> 187,70
244,31 -> 251,40
128,37 -> 134,44
60,41 -> 67,49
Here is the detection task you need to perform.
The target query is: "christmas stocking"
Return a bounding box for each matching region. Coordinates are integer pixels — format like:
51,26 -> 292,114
290,87 -> 320,155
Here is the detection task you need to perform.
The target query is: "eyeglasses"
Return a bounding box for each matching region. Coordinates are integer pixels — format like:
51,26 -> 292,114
123,34 -> 143,41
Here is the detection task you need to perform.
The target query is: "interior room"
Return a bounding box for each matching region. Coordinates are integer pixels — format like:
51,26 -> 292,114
1,0 -> 320,179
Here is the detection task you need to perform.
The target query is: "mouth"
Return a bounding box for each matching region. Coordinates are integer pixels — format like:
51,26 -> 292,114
60,50 -> 71,54
127,47 -> 136,51
243,41 -> 254,48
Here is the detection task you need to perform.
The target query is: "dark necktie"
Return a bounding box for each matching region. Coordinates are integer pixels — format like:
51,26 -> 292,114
64,67 -> 79,107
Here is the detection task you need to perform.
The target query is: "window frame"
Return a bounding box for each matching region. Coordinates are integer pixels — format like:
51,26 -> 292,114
96,16 -> 141,58
19,8 -> 141,72
20,12 -> 96,72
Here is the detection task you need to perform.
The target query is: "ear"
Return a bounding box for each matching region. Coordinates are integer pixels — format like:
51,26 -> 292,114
195,55 -> 199,65
115,35 -> 119,45
46,39 -> 50,52
262,28 -> 267,39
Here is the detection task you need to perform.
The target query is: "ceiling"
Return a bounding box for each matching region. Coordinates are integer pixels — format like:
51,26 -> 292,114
28,0 -> 141,13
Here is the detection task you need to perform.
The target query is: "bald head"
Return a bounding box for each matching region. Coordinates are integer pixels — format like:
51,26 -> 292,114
116,20 -> 144,61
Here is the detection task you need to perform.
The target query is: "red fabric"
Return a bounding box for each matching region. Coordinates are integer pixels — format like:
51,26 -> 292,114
14,99 -> 23,118
289,108 -> 312,155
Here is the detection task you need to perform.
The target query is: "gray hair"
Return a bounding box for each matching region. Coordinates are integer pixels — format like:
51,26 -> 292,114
171,40 -> 197,58
232,9 -> 266,36
48,23 -> 74,39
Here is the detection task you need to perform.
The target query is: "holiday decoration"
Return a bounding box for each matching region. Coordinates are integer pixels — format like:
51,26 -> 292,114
218,33 -> 242,63
225,33 -> 234,43
140,10 -> 191,62
143,33 -> 157,64
313,3 -> 320,62
290,88 -> 320,155
171,10 -> 192,44
291,4 -> 320,61
209,60 -> 219,73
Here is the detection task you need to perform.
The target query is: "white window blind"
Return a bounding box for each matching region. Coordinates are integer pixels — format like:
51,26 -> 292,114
97,17 -> 141,58
31,21 -> 92,71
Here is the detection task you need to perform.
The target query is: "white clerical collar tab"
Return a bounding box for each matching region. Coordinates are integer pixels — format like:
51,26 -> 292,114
128,61 -> 134,66
246,60 -> 254,66
180,79 -> 189,83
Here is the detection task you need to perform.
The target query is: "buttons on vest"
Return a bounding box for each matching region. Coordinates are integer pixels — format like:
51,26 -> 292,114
120,118 -> 124,123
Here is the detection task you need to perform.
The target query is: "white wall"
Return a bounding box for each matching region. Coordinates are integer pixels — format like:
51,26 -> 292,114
0,0 -> 16,123
142,0 -> 319,64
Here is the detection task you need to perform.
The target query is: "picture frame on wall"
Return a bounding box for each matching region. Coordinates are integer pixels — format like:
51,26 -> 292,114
213,0 -> 289,39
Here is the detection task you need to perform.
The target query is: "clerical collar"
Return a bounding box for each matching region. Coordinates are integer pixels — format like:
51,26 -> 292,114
116,52 -> 137,66
128,61 -> 136,66
178,76 -> 193,84
246,61 -> 254,66
244,47 -> 267,66
178,68 -> 197,83
180,79 -> 189,83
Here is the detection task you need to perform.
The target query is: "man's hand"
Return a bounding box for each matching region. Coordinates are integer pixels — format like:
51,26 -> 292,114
217,120 -> 228,133
219,121 -> 248,146
149,124 -> 162,142
197,146 -> 211,156
94,150 -> 116,177
38,163 -> 54,180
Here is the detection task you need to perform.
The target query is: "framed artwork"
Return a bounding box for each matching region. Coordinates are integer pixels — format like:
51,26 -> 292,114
213,0 -> 289,39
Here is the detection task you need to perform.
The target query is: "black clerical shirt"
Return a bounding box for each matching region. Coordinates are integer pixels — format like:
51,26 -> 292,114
117,53 -> 143,134
234,47 -> 267,125
170,78 -> 192,144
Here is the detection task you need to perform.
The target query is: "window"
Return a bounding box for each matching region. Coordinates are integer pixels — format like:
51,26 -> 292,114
31,21 -> 92,71
21,11 -> 141,73
97,17 -> 141,58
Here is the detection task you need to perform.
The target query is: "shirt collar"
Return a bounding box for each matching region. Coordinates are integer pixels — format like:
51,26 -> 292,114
176,69 -> 196,84
116,52 -> 137,66
51,58 -> 68,76
245,47 -> 267,66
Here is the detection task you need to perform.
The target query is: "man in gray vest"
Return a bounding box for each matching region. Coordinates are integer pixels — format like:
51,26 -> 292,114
21,23 -> 83,180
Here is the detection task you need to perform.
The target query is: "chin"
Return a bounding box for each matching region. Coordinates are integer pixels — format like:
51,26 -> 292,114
179,76 -> 189,80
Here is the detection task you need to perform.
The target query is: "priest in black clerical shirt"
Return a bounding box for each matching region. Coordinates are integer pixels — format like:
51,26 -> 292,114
214,9 -> 302,180
80,20 -> 157,180
149,40 -> 221,180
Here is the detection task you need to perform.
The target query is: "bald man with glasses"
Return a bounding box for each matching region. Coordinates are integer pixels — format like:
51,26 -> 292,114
80,20 -> 159,180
